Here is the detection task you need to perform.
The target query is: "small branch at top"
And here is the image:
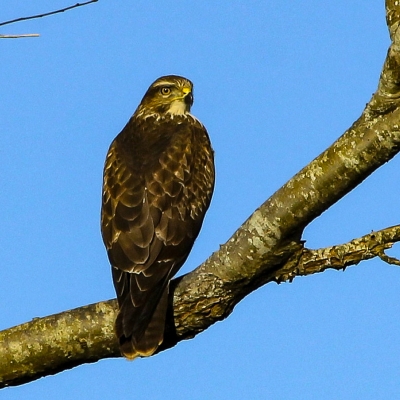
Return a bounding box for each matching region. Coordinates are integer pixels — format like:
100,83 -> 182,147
0,34 -> 39,39
0,1 -> 98,27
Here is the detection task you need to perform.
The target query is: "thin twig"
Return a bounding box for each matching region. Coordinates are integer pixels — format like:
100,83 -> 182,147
0,34 -> 40,39
0,1 -> 98,27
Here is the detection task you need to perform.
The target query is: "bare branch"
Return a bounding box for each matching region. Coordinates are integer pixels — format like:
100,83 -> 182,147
0,1 -> 98,27
0,301 -> 119,388
1,225 -> 399,388
0,34 -> 39,39
277,225 -> 400,283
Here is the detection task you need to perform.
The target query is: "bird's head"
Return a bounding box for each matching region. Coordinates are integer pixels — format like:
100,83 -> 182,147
135,75 -> 194,118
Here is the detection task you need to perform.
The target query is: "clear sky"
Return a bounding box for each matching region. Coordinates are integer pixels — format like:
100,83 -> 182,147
2,1 -> 400,399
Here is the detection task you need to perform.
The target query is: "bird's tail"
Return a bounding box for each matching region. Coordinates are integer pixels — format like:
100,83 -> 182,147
114,276 -> 169,360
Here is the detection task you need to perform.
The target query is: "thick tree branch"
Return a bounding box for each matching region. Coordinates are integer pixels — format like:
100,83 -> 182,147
1,225 -> 399,388
2,0 -> 400,389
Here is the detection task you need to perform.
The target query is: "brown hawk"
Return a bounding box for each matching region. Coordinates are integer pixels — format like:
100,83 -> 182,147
101,75 -> 215,359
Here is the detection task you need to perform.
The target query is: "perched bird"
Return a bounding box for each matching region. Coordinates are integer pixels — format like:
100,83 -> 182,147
101,75 -> 215,359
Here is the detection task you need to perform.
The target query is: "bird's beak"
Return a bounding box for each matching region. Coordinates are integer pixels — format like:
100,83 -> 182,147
182,87 -> 193,106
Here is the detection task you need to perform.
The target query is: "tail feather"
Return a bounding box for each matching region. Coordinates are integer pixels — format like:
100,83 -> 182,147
115,278 -> 169,360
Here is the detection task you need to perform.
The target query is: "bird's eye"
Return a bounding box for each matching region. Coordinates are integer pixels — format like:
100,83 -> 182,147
160,87 -> 171,96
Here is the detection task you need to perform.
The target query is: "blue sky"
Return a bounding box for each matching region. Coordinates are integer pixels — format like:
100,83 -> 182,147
2,1 -> 400,399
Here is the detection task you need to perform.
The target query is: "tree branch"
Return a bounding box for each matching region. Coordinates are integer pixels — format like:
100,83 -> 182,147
2,0 -> 400,389
277,225 -> 400,283
0,1 -> 98,27
0,34 -> 39,39
1,225 -> 399,388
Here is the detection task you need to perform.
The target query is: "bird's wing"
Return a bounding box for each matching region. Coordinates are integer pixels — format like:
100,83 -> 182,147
101,118 -> 214,358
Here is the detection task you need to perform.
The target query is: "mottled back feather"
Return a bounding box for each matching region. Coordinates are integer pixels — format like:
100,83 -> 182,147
101,76 -> 214,359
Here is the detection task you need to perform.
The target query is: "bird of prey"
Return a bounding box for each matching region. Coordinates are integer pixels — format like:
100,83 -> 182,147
101,75 -> 215,359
